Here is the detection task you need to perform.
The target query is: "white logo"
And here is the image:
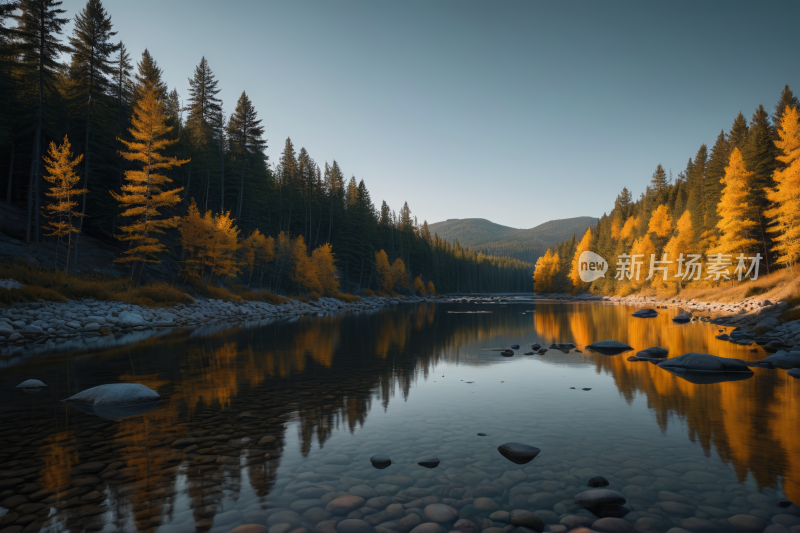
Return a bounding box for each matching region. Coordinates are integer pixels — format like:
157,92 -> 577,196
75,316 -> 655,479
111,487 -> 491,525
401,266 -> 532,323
579,251 -> 608,282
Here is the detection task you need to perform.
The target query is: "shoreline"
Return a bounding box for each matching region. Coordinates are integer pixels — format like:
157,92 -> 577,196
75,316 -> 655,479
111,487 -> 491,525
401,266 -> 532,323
0,294 -> 443,361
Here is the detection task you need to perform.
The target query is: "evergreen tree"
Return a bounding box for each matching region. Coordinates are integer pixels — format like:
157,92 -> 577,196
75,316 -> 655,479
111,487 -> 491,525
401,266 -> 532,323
133,48 -> 166,102
704,131 -> 729,241
68,0 -> 119,235
773,85 -> 799,134
648,164 -> 668,200
728,112 -> 749,151
227,91 -> 266,219
184,56 -> 222,210
17,0 -> 69,243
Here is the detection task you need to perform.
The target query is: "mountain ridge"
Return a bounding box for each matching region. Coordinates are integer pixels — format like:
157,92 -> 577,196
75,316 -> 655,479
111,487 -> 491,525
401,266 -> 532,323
429,216 -> 598,264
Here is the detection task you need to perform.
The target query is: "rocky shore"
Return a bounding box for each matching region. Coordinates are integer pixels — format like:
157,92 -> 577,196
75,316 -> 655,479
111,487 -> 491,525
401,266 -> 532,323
0,294 -> 441,359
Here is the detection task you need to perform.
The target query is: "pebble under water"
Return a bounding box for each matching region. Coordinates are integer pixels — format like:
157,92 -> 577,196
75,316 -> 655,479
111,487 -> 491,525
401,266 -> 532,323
0,300 -> 798,533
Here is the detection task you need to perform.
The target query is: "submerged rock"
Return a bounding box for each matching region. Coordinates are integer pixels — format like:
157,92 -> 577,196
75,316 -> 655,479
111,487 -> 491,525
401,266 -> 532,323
632,308 -> 659,318
530,343 -> 541,351
15,379 -> 47,388
370,455 -> 392,469
788,368 -> 800,378
498,442 -> 541,464
587,476 -> 609,487
501,349 -> 514,357
510,344 -> 520,349
672,312 -> 692,323
523,352 -> 535,355
586,340 -> 633,355
760,351 -> 800,366
574,489 -> 627,507
417,457 -> 440,468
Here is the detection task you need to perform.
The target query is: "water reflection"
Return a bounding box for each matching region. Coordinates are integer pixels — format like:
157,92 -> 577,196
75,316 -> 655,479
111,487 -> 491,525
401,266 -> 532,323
0,301 -> 798,533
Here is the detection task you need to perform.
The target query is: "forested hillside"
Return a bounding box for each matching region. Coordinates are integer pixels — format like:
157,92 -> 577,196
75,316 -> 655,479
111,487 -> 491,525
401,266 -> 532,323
0,0 -> 532,296
533,84 -> 800,296
429,216 -> 597,264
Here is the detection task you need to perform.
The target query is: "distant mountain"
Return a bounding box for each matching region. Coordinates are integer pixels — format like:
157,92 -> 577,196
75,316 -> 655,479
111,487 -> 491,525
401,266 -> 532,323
428,216 -> 598,264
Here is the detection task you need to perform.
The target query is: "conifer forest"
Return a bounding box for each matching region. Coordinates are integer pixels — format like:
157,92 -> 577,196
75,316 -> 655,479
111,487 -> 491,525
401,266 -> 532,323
534,85 -> 800,296
0,0 -> 531,297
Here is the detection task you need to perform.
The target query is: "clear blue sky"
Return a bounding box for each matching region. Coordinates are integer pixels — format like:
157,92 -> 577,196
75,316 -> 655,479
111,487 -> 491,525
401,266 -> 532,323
57,0 -> 800,229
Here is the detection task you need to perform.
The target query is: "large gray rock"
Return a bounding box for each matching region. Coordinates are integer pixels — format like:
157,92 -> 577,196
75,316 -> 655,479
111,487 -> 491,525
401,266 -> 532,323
635,347 -> 669,358
118,311 -> 145,327
760,351 -> 800,366
64,383 -> 160,406
632,309 -> 659,318
15,379 -> 47,388
657,353 -> 753,373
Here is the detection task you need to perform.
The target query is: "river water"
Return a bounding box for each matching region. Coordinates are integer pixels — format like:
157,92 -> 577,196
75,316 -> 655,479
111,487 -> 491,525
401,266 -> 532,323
0,301 -> 797,533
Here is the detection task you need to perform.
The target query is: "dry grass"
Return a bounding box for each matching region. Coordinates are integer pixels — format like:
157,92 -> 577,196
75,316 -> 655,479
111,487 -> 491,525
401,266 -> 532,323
0,260 -> 194,308
259,291 -> 290,305
671,269 -> 797,304
332,290 -> 361,303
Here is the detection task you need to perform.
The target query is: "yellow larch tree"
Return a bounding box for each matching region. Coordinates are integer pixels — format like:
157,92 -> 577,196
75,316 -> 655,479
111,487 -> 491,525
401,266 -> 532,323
40,135 -> 88,273
663,210 -> 694,290
391,258 -> 410,292
619,216 -> 638,242
291,235 -> 322,295
112,85 -> 189,274
648,204 -> 673,237
178,199 -> 212,278
414,275 -> 427,295
207,210 -> 241,280
533,249 -> 559,292
631,234 -> 656,287
426,280 -> 436,296
311,243 -> 339,295
766,106 -> 800,275
375,250 -> 392,293
241,228 -> 267,286
568,227 -> 592,290
713,147 -> 759,255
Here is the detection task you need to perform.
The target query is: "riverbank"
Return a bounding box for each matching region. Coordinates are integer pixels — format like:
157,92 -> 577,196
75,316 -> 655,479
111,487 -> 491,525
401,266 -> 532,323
0,294 -> 442,359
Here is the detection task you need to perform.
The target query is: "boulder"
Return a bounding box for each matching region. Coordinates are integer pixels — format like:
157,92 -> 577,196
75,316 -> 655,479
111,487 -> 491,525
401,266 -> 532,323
510,344 -> 520,349
63,383 -> 161,418
587,476 -> 609,488
788,368 -> 800,378
759,351 -> 800,366
632,309 -> 659,318
715,334 -> 730,340
672,313 -> 692,323
586,340 -> 634,355
497,442 -> 541,465
657,353 -> 753,373
500,349 -> 514,357
530,343 -> 541,351
118,311 -> 145,327
635,347 -> 668,359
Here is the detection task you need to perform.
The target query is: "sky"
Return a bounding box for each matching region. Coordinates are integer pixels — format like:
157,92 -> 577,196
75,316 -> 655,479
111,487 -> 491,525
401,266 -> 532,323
54,0 -> 800,229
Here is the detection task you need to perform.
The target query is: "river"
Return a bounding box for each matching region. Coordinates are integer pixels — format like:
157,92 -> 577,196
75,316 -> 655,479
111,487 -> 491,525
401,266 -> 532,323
0,300 -> 796,533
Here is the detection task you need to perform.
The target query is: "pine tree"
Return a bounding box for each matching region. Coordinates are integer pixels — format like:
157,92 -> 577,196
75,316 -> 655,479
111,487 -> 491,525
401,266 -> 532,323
112,85 -> 189,274
765,106 -> 800,274
17,0 -> 69,243
68,0 -> 119,232
713,147 -> 759,255
728,112 -> 749,151
133,48 -> 166,102
184,56 -> 222,209
649,164 -> 668,199
40,135 -> 88,272
227,91 -> 266,219
773,85 -> 799,135
704,131 -> 729,243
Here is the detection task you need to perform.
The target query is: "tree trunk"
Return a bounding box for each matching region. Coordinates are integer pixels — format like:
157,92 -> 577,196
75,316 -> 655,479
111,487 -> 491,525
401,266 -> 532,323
237,160 -> 245,220
6,144 -> 14,204
25,154 -> 34,243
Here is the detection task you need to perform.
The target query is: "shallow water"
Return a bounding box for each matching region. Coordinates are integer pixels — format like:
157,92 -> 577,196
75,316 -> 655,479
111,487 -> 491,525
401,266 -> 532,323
0,301 -> 798,533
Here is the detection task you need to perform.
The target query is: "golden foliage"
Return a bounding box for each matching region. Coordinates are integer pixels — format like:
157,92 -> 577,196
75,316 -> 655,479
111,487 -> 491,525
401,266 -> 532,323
631,234 -> 656,287
375,250 -> 393,293
414,275 -> 427,295
40,135 -> 88,273
112,85 -> 188,265
179,201 -> 242,282
568,227 -> 592,289
391,258 -> 410,291
312,243 -> 339,295
648,204 -> 673,237
766,106 -> 800,270
426,280 -> 436,295
619,216 -> 638,241
713,147 -> 760,255
533,248 -> 559,292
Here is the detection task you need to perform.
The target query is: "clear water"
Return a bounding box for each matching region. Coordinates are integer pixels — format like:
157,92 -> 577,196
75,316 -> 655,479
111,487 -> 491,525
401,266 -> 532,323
0,301 -> 797,533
